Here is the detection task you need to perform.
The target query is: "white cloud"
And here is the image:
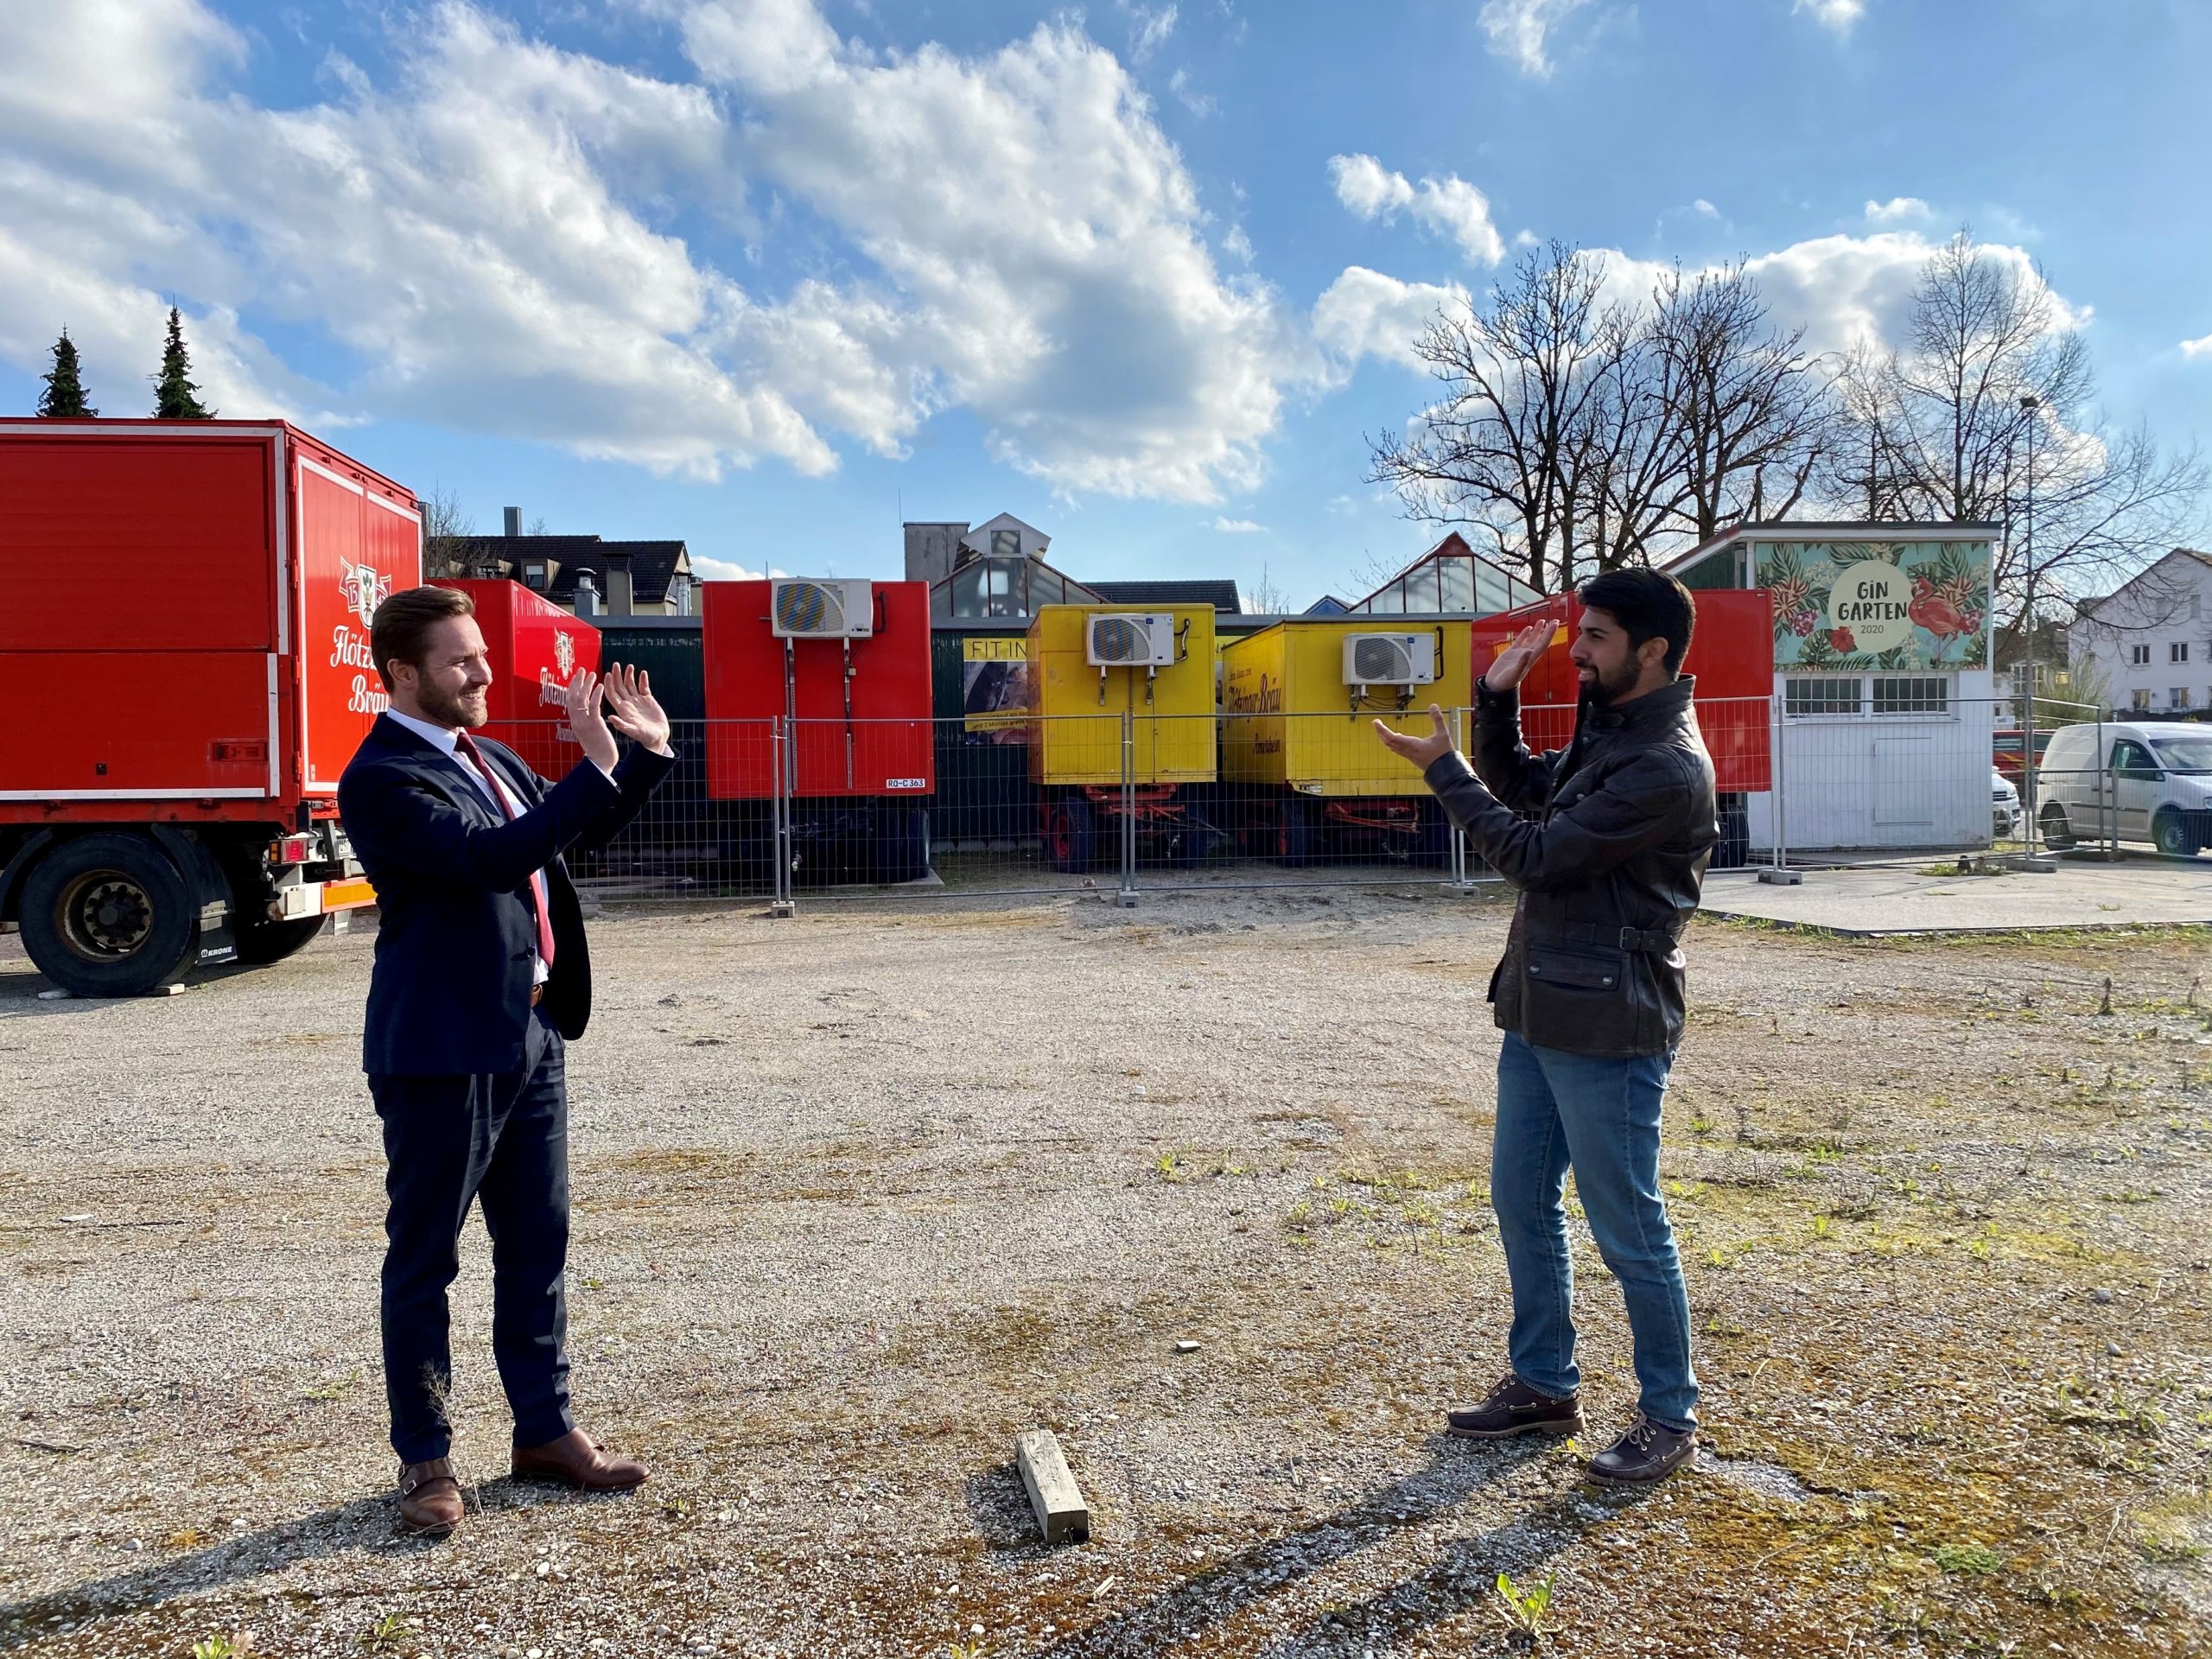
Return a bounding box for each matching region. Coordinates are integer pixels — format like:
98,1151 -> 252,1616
1328,155 -> 1504,265
1795,0 -> 1866,34
2183,334 -> 2212,360
1168,67 -> 1217,117
1319,232 -> 2089,384
1864,195 -> 1932,225
0,0 -> 1292,502
1311,265 -> 1468,378
1211,516 -> 1264,532
1477,0 -> 1593,79
1221,224 -> 1255,264
1120,3 -> 1179,63
1691,198 -> 1719,219
691,555 -> 772,581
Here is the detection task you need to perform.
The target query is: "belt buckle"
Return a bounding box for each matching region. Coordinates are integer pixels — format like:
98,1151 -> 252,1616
1617,926 -> 1638,950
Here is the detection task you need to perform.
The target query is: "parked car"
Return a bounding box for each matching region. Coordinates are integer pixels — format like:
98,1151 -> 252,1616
1992,770 -> 2022,840
2036,721 -> 2212,855
1993,728 -> 2054,783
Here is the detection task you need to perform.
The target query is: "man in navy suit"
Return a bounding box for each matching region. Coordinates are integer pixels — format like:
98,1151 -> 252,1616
339,583 -> 676,1535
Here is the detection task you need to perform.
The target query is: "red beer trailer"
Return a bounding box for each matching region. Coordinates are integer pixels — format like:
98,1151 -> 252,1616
432,578 -> 604,780
0,418 -> 421,995
1470,588 -> 1773,864
702,578 -> 933,882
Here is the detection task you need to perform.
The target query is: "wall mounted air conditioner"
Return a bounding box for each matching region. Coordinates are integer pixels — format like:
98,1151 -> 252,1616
1085,612 -> 1178,669
1343,632 -> 1438,687
770,578 -> 875,639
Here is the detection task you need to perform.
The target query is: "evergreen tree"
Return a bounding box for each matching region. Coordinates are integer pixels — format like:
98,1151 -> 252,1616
151,306 -> 214,418
35,329 -> 96,417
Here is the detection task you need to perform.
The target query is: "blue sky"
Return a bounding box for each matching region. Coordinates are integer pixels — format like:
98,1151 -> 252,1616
1,0 -> 2204,607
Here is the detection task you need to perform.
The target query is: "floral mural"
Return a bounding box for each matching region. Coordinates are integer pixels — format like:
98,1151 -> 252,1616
1755,540 -> 1990,671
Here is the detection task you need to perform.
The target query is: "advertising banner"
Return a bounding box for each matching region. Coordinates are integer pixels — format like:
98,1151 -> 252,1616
961,635 -> 1029,740
1757,539 -> 1991,671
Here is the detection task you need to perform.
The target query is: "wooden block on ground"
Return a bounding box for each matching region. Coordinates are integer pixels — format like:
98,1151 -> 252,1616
1015,1429 -> 1090,1545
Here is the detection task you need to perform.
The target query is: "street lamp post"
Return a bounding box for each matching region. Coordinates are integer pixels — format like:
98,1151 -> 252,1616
2019,393 -> 2043,851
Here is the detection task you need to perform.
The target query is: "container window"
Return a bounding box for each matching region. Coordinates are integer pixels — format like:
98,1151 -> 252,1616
1872,676 -> 1949,715
1784,677 -> 1862,717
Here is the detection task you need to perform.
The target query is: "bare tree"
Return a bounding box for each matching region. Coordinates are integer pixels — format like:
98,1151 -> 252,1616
1368,240 -> 1621,594
419,483 -> 478,578
1840,232 -> 2207,645
1649,262 -> 1834,541
1242,561 -> 1291,615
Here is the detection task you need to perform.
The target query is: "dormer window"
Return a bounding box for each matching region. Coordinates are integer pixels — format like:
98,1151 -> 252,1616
523,563 -> 545,589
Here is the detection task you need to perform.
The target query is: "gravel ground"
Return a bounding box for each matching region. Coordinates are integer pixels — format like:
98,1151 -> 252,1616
0,888 -> 2208,1659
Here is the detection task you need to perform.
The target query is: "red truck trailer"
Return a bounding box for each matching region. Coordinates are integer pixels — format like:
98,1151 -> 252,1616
702,578 -> 933,882
1470,588 -> 1774,864
0,419 -> 421,995
432,578 -> 603,779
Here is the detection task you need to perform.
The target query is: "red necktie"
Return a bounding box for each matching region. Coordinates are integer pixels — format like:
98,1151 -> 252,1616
454,732 -> 556,972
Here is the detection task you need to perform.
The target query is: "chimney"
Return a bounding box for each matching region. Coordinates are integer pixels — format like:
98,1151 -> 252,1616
504,505 -> 522,537
605,562 -> 633,616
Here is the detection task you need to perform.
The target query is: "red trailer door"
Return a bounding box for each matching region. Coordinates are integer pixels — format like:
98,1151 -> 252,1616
296,451 -> 420,793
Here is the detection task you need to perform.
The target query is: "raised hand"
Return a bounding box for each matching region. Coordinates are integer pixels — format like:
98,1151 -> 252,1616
601,663 -> 671,755
557,669 -> 619,774
1373,703 -> 1456,772
1484,620 -> 1556,694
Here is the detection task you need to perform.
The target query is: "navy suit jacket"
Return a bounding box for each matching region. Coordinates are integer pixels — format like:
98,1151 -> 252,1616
338,715 -> 676,1076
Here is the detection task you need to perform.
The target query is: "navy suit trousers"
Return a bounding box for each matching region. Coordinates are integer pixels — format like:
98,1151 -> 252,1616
370,1005 -> 575,1465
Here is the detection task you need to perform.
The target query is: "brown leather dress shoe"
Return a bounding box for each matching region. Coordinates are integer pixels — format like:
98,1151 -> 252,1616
512,1428 -> 648,1491
397,1458 -> 464,1535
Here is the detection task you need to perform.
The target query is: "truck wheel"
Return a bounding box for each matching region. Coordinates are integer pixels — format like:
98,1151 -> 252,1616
2038,803 -> 2075,851
1274,796 -> 1317,868
19,833 -> 200,998
1046,798 -> 1095,874
233,913 -> 329,965
1713,794 -> 1751,869
2152,809 -> 2200,857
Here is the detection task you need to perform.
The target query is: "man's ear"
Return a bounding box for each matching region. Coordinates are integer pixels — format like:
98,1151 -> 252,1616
1640,635 -> 1671,673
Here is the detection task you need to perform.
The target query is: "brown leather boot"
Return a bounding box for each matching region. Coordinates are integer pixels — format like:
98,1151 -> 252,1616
397,1458 -> 463,1535
512,1428 -> 647,1491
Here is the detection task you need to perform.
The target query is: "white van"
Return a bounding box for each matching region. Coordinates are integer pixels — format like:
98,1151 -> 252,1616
2037,721 -> 2212,856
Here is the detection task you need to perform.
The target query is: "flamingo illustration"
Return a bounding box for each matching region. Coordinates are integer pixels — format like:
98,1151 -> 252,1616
1909,575 -> 1975,664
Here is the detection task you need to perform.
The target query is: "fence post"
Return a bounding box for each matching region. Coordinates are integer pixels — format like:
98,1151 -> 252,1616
1448,706 -> 1479,890
769,717 -> 795,918
1117,709 -> 1138,907
1758,691 -> 1801,884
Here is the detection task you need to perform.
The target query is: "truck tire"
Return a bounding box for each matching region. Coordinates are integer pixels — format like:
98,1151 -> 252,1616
1713,793 -> 1751,869
1046,797 -> 1095,874
19,833 -> 200,998
2038,803 -> 2075,851
233,912 -> 328,965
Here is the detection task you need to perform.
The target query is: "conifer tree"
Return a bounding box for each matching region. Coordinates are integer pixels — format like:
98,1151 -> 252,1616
35,329 -> 96,417
151,306 -> 214,418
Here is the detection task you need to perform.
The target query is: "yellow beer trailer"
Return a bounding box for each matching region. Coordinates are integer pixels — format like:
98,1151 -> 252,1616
1027,603 -> 1217,870
1220,618 -> 1473,864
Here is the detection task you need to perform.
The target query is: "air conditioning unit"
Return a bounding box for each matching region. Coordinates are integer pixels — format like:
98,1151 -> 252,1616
1343,632 -> 1438,687
1085,612 -> 1178,669
770,578 -> 875,639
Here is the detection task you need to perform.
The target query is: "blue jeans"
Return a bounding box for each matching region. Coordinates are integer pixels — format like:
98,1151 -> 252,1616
1491,1033 -> 1698,1431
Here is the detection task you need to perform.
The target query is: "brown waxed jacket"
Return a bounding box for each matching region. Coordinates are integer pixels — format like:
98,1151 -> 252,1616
1422,676 -> 1717,1058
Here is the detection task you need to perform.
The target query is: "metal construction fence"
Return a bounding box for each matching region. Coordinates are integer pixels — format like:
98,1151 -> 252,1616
485,696 -> 2197,912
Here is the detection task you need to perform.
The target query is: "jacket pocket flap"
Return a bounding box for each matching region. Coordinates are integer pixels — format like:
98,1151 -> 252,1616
1523,944 -> 1625,991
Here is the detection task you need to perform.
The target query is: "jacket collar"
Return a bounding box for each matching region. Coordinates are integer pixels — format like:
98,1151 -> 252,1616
1579,675 -> 1696,737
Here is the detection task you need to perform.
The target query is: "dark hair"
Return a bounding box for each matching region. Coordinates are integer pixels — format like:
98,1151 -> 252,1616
1576,569 -> 1696,678
371,585 -> 474,691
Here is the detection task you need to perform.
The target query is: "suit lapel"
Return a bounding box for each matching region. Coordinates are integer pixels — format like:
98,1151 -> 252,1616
372,715 -> 509,829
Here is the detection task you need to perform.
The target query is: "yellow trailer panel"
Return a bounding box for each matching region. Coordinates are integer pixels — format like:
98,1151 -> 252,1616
1027,605 -> 1217,785
1221,620 -> 1471,795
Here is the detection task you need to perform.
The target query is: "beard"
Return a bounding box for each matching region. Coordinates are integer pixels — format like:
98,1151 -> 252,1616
417,679 -> 489,729
1579,657 -> 1642,707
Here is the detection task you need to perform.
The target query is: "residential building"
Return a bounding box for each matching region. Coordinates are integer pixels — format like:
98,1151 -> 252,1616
2070,548 -> 2212,715
432,506 -> 696,618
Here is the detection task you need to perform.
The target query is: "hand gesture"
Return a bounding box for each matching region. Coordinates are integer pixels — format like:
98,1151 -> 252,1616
1373,703 -> 1456,772
556,669 -> 620,773
1484,621 -> 1554,694
602,663 -> 671,755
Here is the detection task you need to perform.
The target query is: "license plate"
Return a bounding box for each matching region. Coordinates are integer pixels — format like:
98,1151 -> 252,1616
885,778 -> 928,790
